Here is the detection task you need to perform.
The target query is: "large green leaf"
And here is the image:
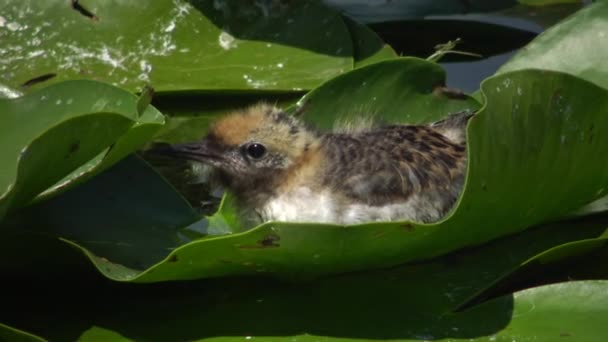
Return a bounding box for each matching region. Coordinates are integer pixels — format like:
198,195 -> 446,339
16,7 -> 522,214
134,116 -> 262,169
0,0 -> 352,93
7,60 -> 608,283
134,66 -> 608,282
0,323 -> 45,342
496,1 -> 608,90
342,16 -> 398,68
34,92 -> 165,204
1,155 -> 199,279
457,280 -> 608,342
0,80 -> 161,219
459,219 -> 608,309
293,57 -> 480,128
2,212 -> 607,340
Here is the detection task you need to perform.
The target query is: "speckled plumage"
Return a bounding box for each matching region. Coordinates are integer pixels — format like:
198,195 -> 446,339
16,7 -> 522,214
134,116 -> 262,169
162,103 -> 473,225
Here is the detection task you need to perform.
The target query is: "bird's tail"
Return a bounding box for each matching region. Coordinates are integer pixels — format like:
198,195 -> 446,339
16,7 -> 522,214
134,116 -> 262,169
430,110 -> 475,145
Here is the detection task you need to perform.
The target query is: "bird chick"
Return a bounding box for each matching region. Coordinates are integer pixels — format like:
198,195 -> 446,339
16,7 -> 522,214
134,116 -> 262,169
160,103 -> 473,225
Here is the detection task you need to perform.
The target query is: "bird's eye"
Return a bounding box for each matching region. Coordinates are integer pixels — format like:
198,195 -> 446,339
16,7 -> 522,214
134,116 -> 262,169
246,143 -> 267,159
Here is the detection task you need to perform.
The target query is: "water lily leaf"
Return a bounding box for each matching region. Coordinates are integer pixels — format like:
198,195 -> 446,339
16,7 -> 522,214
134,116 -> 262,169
135,66 -> 608,282
1,0 -> 352,93
5,61 -> 608,283
342,16 -> 397,68
34,92 -> 165,204
0,323 -> 45,342
496,1 -> 608,90
0,80 -> 157,219
18,61 -> 608,283
293,57 -> 480,129
2,213 -> 607,340
458,217 -> 608,309
450,280 -> 608,342
2,155 -> 199,278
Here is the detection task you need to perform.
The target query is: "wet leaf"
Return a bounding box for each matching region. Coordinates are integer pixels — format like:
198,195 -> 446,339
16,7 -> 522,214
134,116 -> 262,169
2,155 -> 199,278
293,58 -> 480,129
133,67 -> 608,282
0,80 -> 161,219
496,1 -> 608,90
6,60 -> 608,283
0,323 -> 45,342
1,0 -> 352,93
342,16 -> 398,68
2,214 -> 607,340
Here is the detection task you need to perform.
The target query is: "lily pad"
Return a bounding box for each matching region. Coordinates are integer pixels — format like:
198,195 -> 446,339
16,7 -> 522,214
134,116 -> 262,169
2,155 -> 199,278
342,16 -> 398,68
7,60 -> 608,283
496,1 -> 608,90
0,79 -> 160,219
134,67 -> 608,282
458,215 -> 608,309
2,212 -> 608,340
0,0 -> 352,93
293,57 -> 480,129
0,323 -> 44,342
34,91 -> 165,204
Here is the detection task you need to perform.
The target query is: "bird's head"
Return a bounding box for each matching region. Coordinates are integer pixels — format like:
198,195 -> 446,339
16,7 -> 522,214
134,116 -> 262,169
162,103 -> 319,194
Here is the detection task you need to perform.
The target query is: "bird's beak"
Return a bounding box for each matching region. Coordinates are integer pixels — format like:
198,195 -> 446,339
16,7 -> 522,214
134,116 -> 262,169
147,140 -> 224,163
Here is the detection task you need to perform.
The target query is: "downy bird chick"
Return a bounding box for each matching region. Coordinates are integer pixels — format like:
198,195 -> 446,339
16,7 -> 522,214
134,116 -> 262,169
159,103 -> 473,225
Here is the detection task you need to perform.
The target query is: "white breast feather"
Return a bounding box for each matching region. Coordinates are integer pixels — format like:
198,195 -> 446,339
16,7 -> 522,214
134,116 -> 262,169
258,186 -> 446,224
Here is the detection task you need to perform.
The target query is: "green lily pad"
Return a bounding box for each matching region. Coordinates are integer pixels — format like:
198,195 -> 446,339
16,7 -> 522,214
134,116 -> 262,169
135,66 -> 608,282
34,91 -> 165,204
292,58 -> 480,129
459,216 -> 608,309
0,79 -> 160,219
496,1 -> 608,90
0,323 -> 45,342
342,16 -> 398,68
8,59 -> 608,283
453,280 -> 608,342
2,212 -> 608,340
2,155 -> 199,278
0,0 -> 352,93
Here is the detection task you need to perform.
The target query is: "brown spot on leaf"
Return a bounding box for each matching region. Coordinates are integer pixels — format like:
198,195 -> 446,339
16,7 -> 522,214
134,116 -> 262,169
402,223 -> 415,231
71,0 -> 99,21
69,141 -> 80,154
237,233 -> 281,249
433,84 -> 467,100
20,73 -> 57,88
258,233 -> 280,247
168,254 -> 178,262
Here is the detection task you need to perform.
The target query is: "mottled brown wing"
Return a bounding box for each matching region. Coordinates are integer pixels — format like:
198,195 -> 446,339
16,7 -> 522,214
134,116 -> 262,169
321,125 -> 466,205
